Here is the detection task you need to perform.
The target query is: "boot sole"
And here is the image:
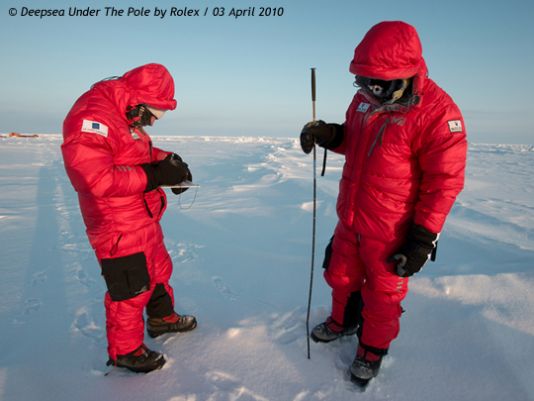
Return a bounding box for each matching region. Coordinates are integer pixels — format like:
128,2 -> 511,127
147,320 -> 198,338
107,355 -> 166,374
350,373 -> 371,389
310,327 -> 358,343
310,332 -> 338,343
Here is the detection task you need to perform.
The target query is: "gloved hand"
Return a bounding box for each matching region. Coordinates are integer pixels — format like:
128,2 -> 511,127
169,154 -> 193,195
141,153 -> 190,192
389,224 -> 438,277
300,120 -> 344,154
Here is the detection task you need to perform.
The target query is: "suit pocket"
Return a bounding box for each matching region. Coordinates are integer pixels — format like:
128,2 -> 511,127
100,252 -> 150,301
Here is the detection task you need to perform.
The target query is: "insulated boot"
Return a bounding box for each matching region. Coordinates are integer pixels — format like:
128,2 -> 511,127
310,317 -> 358,343
147,312 -> 197,338
349,345 -> 384,388
107,344 -> 165,373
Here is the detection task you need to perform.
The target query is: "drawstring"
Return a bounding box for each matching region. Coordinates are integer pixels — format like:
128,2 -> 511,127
367,118 -> 390,157
178,186 -> 199,210
321,148 -> 327,177
110,234 -> 123,256
143,197 -> 153,218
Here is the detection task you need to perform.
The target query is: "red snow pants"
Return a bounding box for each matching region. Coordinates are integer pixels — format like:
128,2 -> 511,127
100,223 -> 175,360
324,221 -> 409,351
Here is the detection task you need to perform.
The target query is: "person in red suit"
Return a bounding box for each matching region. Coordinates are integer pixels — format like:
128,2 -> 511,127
300,21 -> 467,386
62,63 -> 197,373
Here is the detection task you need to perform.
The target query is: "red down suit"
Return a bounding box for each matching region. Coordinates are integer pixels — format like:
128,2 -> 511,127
325,22 -> 467,351
61,64 -> 178,359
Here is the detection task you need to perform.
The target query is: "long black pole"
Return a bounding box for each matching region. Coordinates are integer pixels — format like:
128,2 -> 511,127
306,67 -> 317,360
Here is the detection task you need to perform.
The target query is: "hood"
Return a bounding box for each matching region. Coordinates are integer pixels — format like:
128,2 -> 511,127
91,63 -> 177,120
120,63 -> 177,110
349,21 -> 428,94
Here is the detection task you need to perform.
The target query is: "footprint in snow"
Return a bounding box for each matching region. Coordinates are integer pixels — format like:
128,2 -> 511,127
212,276 -> 237,301
167,241 -> 204,264
206,371 -> 269,401
24,298 -> 42,314
31,270 -> 47,286
73,265 -> 94,288
76,269 -> 91,287
269,309 -> 305,345
72,309 -> 104,342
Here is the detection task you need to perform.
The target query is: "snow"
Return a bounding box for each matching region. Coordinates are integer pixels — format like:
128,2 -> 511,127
0,134 -> 533,401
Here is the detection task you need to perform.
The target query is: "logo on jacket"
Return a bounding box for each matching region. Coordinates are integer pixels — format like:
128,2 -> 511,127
81,120 -> 108,137
357,102 -> 370,113
448,120 -> 463,133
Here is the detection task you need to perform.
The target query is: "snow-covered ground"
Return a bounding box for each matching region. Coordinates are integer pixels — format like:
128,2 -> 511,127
0,135 -> 533,401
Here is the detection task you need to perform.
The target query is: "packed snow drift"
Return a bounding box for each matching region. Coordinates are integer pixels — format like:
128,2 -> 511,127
0,135 -> 533,401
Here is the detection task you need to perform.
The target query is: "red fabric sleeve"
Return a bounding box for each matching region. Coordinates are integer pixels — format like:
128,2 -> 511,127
152,146 -> 171,161
414,107 -> 467,233
61,133 -> 148,197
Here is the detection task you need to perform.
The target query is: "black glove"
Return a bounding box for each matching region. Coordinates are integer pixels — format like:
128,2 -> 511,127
141,153 -> 190,192
389,224 -> 437,277
299,120 -> 344,154
170,154 -> 193,195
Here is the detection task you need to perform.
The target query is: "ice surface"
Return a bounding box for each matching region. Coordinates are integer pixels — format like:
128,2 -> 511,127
0,135 -> 533,401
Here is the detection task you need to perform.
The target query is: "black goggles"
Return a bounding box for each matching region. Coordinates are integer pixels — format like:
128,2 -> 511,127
354,76 -> 399,99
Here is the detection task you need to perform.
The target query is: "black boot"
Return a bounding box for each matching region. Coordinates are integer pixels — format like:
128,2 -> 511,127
349,345 -> 385,388
147,312 -> 197,338
107,344 -> 165,373
310,317 -> 358,343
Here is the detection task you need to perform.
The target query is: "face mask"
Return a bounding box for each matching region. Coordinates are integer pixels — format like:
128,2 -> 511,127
126,104 -> 158,127
355,76 -> 411,104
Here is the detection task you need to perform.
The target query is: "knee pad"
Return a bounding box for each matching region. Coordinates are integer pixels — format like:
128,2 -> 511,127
100,252 -> 150,301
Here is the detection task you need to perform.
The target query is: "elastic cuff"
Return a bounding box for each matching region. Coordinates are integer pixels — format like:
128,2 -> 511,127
325,123 -> 344,150
410,224 -> 437,247
358,341 -> 389,356
140,164 -> 158,192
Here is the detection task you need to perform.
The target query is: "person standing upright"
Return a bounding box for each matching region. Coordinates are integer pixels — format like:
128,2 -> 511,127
300,21 -> 467,386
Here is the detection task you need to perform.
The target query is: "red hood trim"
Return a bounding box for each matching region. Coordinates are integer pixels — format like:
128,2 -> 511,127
349,21 -> 428,95
91,63 -> 177,121
120,63 -> 177,110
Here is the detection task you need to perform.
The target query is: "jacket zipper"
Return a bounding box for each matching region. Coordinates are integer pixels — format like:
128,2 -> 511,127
367,117 -> 390,157
158,193 -> 165,216
143,198 -> 153,218
110,234 -> 123,256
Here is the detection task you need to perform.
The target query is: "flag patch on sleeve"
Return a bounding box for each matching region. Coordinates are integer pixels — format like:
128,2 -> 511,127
81,120 -> 109,137
447,120 -> 463,133
357,102 -> 370,113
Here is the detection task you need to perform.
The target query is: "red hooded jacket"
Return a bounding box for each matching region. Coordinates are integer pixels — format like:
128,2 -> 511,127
62,64 -> 177,259
335,21 -> 467,241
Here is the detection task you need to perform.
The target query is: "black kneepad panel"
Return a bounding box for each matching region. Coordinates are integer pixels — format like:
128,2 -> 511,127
322,236 -> 334,270
100,252 -> 150,301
